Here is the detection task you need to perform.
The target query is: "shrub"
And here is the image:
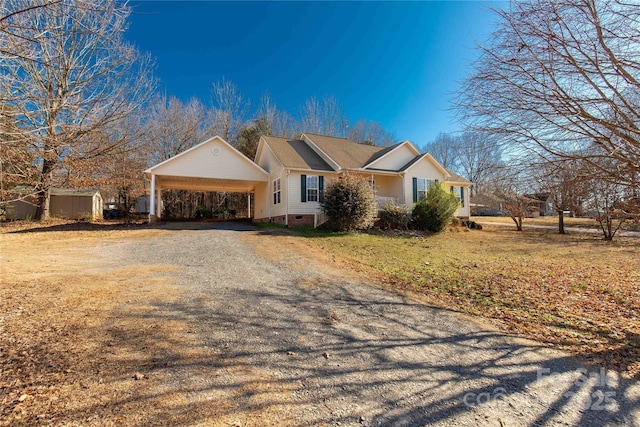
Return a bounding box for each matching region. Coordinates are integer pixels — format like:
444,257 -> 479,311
194,205 -> 212,219
321,174 -> 377,231
378,202 -> 412,230
411,184 -> 460,232
450,217 -> 460,227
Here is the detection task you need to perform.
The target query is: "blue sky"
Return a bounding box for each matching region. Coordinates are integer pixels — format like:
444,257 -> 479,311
126,1 -> 504,146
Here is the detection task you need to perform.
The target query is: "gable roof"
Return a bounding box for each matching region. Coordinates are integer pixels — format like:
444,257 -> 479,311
261,136 -> 334,171
446,170 -> 472,184
362,142 -> 405,166
303,133 -> 386,169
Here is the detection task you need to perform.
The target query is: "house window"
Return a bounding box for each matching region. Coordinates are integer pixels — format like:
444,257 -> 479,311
301,174 -> 324,202
307,175 -> 319,202
416,178 -> 435,201
273,178 -> 281,205
450,186 -> 465,207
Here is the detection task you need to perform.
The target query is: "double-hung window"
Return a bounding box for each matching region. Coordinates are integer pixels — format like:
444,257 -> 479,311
450,186 -> 465,207
416,178 -> 435,201
301,174 -> 324,202
413,178 -> 438,202
273,178 -> 281,205
306,175 -> 319,202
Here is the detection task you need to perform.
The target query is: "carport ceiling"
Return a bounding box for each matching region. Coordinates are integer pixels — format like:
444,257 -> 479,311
153,175 -> 264,193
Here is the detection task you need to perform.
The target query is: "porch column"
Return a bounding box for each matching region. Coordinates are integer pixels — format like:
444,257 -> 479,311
247,193 -> 251,218
149,174 -> 156,222
156,186 -> 162,219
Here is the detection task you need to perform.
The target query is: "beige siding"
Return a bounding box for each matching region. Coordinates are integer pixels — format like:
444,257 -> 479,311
373,175 -> 403,202
287,172 -> 326,215
367,143 -> 417,171
446,184 -> 471,217
403,158 -> 448,204
256,147 -> 288,218
50,194 -> 102,219
253,181 -> 270,220
154,140 -> 266,182
5,197 -> 38,220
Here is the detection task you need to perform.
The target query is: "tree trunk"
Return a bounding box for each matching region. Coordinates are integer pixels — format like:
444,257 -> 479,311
558,209 -> 565,234
35,158 -> 56,220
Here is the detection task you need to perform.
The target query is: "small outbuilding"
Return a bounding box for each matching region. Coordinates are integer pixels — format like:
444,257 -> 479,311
4,188 -> 103,220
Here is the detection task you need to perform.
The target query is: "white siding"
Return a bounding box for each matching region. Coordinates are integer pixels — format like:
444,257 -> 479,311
403,157 -> 448,205
253,181 -> 270,220
153,139 -> 266,182
256,147 -> 287,218
367,143 -> 417,171
373,175 -> 403,202
287,172 -> 328,215
447,184 -> 471,217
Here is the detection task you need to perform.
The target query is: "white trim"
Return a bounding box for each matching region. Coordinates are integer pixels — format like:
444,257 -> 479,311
362,140 -> 420,169
403,153 -> 451,179
144,135 -> 269,178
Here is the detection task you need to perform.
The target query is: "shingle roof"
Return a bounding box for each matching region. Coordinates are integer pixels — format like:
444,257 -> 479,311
398,153 -> 428,171
262,136 -> 334,171
50,188 -> 101,197
303,133 -> 387,169
445,169 -> 472,184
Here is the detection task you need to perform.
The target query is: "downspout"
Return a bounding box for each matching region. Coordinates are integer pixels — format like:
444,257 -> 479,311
285,169 -> 290,226
268,173 -> 271,220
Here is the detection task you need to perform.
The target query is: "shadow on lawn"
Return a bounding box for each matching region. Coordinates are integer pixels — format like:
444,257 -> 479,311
2,218 -> 257,234
91,284 -> 637,426
38,278 -> 637,425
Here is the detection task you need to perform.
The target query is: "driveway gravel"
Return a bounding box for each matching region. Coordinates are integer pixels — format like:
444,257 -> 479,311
99,222 -> 639,426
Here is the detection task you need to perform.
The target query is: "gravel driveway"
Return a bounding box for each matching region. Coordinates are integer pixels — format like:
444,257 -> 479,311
101,222 -> 638,426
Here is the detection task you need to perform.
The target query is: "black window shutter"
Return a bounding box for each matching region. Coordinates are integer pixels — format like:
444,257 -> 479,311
319,175 -> 324,191
460,187 -> 465,207
301,174 -> 307,202
412,177 -> 418,203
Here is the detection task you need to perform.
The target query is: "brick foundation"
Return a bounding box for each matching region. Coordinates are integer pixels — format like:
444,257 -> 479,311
254,214 -> 316,227
286,214 -> 315,227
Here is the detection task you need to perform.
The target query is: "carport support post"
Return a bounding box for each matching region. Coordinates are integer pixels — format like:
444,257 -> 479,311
149,174 -> 156,223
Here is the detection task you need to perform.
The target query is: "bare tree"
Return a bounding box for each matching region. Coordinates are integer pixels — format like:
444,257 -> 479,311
458,0 -> 640,190
347,119 -> 396,146
0,0 -> 155,220
532,157 -> 589,234
422,132 -> 458,170
300,95 -> 345,136
144,95 -> 213,164
455,132 -> 503,196
211,77 -> 248,144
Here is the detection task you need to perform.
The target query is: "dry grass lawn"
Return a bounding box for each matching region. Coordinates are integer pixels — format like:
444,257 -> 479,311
297,224 -> 640,378
1,219 -> 639,425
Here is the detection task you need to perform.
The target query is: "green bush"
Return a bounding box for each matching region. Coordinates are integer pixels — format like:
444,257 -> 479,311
321,174 -> 377,231
411,183 -> 460,232
378,202 -> 412,230
194,205 -> 212,219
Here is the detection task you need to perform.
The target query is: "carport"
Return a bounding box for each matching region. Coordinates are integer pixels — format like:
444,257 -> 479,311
143,136 -> 269,221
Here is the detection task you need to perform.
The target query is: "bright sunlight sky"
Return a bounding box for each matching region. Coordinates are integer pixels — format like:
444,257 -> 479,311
126,1 -> 506,146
